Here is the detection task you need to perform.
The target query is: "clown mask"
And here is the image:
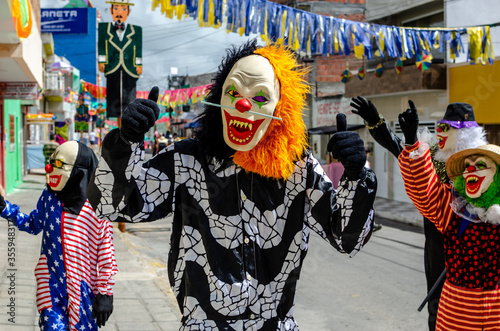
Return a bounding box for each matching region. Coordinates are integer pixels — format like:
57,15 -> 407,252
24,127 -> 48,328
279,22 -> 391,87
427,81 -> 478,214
220,55 -> 280,151
436,123 -> 457,151
45,141 -> 78,191
462,155 -> 496,198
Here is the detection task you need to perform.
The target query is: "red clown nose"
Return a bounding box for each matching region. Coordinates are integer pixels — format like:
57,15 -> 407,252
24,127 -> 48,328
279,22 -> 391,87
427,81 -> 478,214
235,98 -> 252,113
45,164 -> 53,174
466,165 -> 476,173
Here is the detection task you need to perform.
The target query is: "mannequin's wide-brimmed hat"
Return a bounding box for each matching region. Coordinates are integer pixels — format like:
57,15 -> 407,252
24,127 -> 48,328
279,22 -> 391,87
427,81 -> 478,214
106,0 -> 134,5
446,144 -> 500,178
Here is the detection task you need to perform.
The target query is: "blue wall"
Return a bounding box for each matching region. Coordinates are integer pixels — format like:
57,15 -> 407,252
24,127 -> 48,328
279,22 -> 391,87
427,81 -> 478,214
53,7 -> 97,85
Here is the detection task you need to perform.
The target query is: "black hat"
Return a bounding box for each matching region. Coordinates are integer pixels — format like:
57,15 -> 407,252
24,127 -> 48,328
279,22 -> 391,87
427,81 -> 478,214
437,102 -> 478,129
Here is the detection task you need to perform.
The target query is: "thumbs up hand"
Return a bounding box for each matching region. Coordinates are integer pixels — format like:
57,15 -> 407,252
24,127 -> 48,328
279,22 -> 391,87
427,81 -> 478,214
398,100 -> 419,146
121,86 -> 160,143
327,113 -> 367,180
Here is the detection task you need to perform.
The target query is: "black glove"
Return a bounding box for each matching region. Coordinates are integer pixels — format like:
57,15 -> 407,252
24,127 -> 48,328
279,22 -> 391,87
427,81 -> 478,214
92,293 -> 113,328
398,100 -> 419,146
327,113 -> 366,180
0,195 -> 5,211
350,96 -> 381,125
121,87 -> 160,143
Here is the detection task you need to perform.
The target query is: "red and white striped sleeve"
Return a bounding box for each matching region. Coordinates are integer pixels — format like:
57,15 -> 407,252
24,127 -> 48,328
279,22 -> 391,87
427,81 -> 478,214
398,142 -> 455,233
34,255 -> 52,312
97,218 -> 118,295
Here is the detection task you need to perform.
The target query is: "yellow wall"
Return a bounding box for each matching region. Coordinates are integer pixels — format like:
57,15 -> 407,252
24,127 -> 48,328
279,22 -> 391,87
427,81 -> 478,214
449,61 -> 500,124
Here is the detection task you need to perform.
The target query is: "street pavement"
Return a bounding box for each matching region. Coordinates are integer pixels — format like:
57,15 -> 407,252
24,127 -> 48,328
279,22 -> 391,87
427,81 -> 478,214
0,173 -> 182,331
0,172 -> 423,330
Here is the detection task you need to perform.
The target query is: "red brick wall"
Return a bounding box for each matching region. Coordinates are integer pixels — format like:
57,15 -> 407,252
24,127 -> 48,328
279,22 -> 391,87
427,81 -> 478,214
316,56 -> 364,83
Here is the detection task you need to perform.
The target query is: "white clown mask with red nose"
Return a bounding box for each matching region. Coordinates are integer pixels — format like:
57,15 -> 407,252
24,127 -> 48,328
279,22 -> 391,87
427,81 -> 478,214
462,155 -> 496,198
436,123 -> 457,152
220,55 -> 280,152
45,141 -> 78,191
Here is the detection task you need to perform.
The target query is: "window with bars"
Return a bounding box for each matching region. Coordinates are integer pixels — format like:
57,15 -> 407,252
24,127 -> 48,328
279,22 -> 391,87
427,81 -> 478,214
393,121 -> 437,135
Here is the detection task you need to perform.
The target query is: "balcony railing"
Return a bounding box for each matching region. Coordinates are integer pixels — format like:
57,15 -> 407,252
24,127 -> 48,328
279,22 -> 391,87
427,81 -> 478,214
44,72 -> 64,90
44,72 -> 64,99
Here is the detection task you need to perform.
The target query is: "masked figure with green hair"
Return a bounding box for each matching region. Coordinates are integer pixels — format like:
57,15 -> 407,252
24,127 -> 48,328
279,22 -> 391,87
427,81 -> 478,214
398,105 -> 500,330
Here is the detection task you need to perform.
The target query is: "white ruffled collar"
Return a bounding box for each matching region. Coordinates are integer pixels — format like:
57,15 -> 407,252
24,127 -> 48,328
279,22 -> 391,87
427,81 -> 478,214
450,193 -> 500,225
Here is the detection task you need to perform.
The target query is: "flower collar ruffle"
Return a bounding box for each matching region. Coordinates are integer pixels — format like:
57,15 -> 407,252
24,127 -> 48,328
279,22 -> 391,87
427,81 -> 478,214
450,192 -> 500,225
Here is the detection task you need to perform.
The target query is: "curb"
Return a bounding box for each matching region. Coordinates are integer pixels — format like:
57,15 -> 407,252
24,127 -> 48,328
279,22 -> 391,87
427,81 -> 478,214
376,211 -> 423,228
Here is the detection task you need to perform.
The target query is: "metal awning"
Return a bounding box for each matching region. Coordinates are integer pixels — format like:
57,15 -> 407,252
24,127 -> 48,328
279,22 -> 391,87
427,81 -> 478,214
308,124 -> 364,135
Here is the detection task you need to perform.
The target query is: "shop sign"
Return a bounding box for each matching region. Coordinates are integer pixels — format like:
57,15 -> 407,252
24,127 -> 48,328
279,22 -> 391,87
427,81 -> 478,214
41,8 -> 88,34
315,97 -> 352,127
9,115 -> 15,152
0,83 -> 38,100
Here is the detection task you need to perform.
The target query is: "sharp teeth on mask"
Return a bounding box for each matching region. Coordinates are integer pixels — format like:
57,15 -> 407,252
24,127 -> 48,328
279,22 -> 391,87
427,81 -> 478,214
230,120 -> 251,129
466,176 -> 478,183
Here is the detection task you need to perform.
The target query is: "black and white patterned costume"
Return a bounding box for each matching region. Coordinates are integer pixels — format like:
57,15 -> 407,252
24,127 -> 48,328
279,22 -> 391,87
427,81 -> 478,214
89,128 -> 376,330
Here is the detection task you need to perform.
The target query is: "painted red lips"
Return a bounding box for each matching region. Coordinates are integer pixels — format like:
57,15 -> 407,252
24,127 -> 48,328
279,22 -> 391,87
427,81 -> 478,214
47,175 -> 61,188
223,110 -> 265,145
464,174 -> 485,195
437,135 -> 448,149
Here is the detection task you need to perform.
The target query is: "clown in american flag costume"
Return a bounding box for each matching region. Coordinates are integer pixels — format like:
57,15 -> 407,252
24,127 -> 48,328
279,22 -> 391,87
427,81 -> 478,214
0,141 -> 117,331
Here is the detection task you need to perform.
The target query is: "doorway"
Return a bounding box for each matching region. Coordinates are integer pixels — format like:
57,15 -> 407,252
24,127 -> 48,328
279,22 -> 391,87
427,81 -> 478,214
0,101 -> 5,191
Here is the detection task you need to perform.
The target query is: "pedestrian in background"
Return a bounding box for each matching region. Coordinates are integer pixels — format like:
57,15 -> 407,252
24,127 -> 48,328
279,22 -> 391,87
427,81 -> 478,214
42,132 -> 59,165
157,134 -> 168,153
75,95 -> 89,143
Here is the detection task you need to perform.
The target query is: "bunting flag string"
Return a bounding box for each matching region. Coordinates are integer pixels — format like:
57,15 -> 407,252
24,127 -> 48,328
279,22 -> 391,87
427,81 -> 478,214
357,65 -> 365,80
395,58 -> 402,74
156,84 -> 211,108
80,80 -> 106,100
151,0 -> 494,64
375,63 -> 383,77
80,81 -> 211,109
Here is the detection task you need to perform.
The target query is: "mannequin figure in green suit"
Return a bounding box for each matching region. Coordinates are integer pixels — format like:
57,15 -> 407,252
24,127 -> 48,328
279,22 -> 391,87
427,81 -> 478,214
98,0 -> 142,118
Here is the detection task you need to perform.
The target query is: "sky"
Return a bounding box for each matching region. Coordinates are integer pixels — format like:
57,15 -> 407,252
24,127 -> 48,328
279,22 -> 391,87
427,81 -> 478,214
41,0 -> 265,91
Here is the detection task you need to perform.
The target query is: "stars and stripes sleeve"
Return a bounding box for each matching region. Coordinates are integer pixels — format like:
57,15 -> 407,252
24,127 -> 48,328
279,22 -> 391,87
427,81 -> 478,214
97,218 -> 118,295
398,142 -> 454,232
1,193 -> 45,235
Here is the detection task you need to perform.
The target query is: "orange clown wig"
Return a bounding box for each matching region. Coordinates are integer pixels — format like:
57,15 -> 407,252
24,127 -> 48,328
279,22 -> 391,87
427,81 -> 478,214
232,44 -> 311,179
195,39 -> 311,180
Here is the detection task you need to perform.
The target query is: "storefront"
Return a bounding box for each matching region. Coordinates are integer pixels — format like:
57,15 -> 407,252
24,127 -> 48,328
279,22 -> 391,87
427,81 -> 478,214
0,0 -> 43,193
0,83 -> 40,193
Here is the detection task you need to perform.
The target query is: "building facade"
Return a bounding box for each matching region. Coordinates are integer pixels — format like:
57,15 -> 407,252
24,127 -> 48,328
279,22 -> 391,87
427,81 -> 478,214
342,0 -> 500,202
0,0 -> 43,193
